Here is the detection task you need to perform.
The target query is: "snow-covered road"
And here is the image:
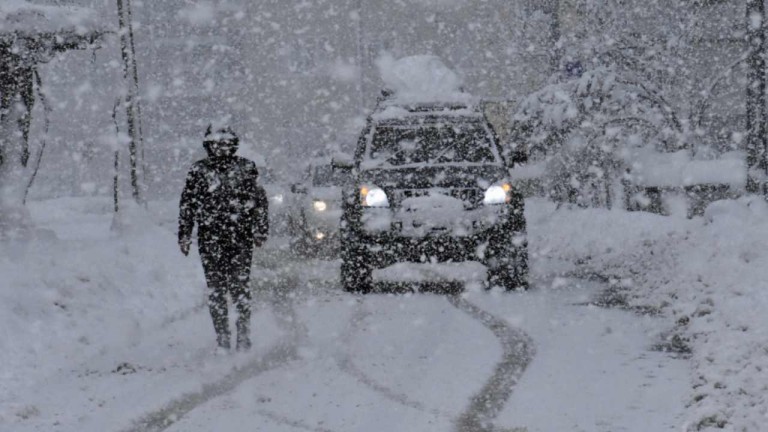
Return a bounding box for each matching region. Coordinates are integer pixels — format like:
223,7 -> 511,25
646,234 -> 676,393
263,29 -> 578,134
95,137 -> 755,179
1,199 -> 690,432
4,258 -> 687,432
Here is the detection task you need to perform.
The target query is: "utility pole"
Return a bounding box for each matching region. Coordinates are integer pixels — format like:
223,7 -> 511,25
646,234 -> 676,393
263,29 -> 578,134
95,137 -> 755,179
746,0 -> 767,195
542,0 -> 562,74
116,0 -> 144,204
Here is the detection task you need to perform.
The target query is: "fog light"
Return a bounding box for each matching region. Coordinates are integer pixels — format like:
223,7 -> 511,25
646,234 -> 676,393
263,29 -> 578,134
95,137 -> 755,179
313,200 -> 327,212
315,231 -> 326,240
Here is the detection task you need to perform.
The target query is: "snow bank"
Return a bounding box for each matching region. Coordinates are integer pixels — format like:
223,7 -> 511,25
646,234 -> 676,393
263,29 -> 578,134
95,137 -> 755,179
0,0 -> 99,35
627,150 -> 747,188
527,197 -> 768,431
376,54 -> 471,103
0,197 -> 203,400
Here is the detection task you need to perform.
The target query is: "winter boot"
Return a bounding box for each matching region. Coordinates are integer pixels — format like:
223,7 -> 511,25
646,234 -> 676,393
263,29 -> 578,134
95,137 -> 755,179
216,329 -> 231,350
208,287 -> 231,349
236,318 -> 251,351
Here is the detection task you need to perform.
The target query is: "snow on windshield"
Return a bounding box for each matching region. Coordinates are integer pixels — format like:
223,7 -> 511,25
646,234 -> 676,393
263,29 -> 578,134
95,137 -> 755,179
367,120 -> 497,166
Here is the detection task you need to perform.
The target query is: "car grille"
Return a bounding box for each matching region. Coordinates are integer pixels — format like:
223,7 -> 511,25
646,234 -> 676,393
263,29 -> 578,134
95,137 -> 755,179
389,188 -> 483,209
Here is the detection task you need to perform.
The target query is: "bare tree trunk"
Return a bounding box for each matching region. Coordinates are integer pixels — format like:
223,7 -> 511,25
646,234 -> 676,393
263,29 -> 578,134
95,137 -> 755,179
746,0 -> 767,194
116,0 -> 143,204
112,98 -> 122,214
125,0 -> 148,195
23,70 -> 50,204
113,151 -> 120,213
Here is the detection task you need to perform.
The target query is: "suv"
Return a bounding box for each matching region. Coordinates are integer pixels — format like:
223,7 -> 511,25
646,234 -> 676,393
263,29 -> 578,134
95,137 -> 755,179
340,94 -> 528,292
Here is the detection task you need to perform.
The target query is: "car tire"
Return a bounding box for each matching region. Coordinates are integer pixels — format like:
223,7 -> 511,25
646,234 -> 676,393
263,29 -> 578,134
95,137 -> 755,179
341,250 -> 373,293
340,229 -> 373,293
486,235 -> 529,292
341,261 -> 373,293
511,241 -> 529,291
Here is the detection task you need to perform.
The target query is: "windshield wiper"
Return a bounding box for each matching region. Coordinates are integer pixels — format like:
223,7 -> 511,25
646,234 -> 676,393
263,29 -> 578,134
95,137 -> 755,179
365,141 -> 421,169
429,137 -> 465,164
384,144 -> 416,165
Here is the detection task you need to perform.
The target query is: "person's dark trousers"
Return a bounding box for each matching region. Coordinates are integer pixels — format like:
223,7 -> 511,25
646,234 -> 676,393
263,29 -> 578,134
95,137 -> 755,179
200,241 -> 253,351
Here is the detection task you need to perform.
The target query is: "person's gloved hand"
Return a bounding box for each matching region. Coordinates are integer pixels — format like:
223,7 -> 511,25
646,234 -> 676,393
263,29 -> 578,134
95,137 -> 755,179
179,238 -> 191,256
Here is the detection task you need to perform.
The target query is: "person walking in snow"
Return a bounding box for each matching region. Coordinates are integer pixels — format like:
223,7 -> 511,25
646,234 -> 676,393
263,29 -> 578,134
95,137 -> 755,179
178,125 -> 268,351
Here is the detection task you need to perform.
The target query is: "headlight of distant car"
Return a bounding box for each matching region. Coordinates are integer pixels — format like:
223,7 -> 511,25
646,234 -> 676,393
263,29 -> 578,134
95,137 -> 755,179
313,200 -> 328,212
360,185 -> 389,207
271,193 -> 284,204
483,183 -> 512,205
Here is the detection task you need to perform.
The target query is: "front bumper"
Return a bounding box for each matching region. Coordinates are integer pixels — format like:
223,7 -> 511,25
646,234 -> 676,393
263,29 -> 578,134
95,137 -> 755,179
355,224 -> 514,268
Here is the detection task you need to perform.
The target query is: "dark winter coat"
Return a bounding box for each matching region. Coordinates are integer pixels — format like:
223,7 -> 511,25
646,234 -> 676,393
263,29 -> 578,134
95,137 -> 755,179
178,154 -> 268,252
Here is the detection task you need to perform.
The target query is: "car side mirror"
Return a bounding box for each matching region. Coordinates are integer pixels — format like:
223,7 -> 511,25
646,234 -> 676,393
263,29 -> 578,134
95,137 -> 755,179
331,153 -> 354,171
332,160 -> 354,172
291,184 -> 307,194
505,148 -> 527,168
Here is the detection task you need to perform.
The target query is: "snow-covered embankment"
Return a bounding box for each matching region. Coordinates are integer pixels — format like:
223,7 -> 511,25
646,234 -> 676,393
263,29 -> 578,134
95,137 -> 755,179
528,197 -> 768,431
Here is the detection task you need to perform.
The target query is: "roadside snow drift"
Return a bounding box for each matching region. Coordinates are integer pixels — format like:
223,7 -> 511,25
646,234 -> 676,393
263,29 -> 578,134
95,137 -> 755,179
1,197 -> 690,432
527,197 -> 768,431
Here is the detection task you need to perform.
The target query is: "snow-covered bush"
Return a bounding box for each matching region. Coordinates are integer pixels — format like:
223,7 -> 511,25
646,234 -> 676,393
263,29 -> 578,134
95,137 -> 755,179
514,67 -> 682,208
509,0 -> 749,209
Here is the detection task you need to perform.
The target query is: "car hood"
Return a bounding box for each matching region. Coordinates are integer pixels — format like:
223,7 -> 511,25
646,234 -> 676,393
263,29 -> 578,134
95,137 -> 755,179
358,165 -> 509,189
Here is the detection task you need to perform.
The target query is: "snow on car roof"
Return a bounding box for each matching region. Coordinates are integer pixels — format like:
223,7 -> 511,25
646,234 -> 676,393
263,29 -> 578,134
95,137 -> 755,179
371,105 -> 484,122
376,54 -> 473,104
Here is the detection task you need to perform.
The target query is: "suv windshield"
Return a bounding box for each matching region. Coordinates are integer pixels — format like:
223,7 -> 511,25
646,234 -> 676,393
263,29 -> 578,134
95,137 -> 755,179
368,120 -> 497,166
312,165 -> 350,187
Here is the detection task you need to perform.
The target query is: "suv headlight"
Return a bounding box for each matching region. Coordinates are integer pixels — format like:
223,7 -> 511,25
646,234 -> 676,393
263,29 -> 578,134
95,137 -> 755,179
313,200 -> 328,212
483,183 -> 512,205
360,185 -> 389,207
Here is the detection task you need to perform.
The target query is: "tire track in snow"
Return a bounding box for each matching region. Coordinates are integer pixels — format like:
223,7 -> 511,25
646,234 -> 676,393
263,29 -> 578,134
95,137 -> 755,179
256,409 -> 337,432
158,301 -> 207,330
334,300 -> 451,419
447,295 -> 534,432
123,273 -> 308,432
123,339 -> 298,432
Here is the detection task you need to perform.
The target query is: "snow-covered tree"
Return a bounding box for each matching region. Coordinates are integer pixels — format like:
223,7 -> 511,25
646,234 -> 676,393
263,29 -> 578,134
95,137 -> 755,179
515,67 -> 681,207
513,0 -> 749,207
0,2 -> 103,237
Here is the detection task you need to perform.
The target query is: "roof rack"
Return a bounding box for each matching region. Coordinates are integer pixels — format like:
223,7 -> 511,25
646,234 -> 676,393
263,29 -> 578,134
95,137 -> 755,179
373,88 -> 475,111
